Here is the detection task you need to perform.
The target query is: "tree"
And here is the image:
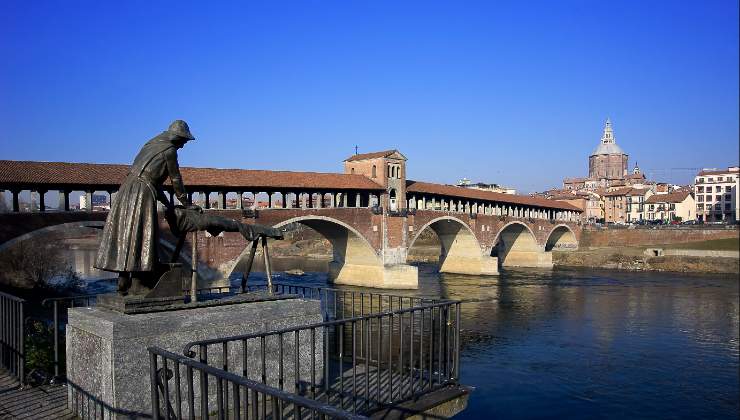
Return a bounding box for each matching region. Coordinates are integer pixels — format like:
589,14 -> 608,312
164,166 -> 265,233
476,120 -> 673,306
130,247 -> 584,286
0,237 -> 80,290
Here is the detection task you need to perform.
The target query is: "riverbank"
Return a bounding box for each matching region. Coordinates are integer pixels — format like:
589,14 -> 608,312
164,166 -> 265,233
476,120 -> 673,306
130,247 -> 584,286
554,237 -> 739,274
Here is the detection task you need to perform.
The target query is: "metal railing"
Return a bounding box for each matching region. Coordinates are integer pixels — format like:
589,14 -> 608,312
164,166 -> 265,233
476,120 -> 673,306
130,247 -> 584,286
149,346 -> 368,419
41,294 -> 98,378
0,290 -> 26,386
181,300 -> 462,416
37,283 -> 442,382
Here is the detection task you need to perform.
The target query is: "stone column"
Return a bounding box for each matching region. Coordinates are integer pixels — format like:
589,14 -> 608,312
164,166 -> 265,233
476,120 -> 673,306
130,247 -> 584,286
342,193 -> 348,207
215,192 -> 225,209
11,190 -> 20,212
202,192 -> 210,209
58,190 -> 70,211
37,190 -> 46,212
355,192 -> 361,208
316,193 -> 323,208
85,190 -> 93,212
236,192 -> 244,209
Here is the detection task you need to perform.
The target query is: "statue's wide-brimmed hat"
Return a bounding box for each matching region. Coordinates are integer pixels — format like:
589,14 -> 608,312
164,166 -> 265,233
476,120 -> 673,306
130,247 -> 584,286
166,120 -> 195,141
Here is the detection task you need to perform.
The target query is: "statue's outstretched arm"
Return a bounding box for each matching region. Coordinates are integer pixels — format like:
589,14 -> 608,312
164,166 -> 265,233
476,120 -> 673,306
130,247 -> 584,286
167,207 -> 283,241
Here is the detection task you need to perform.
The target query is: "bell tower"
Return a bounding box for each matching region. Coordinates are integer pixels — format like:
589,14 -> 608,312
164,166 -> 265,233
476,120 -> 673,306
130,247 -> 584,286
343,149 -> 407,211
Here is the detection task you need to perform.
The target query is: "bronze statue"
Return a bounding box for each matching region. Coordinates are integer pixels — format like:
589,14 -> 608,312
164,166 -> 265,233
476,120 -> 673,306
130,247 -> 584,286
95,120 -> 282,296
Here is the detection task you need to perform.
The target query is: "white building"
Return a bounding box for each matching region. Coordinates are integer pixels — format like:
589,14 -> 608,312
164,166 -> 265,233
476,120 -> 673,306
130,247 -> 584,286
644,190 -> 695,222
457,178 -> 516,194
694,167 -> 739,222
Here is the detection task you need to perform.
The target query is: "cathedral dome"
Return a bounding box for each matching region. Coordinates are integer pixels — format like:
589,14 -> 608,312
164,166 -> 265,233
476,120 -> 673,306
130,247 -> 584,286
591,142 -> 625,156
590,118 -> 626,156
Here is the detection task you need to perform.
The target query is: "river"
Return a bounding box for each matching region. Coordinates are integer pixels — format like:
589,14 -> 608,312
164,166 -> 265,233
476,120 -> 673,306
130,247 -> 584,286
82,258 -> 739,419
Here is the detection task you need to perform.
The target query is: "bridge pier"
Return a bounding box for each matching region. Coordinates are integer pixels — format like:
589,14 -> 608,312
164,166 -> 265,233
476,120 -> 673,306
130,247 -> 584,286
329,262 -> 418,289
499,249 -> 553,268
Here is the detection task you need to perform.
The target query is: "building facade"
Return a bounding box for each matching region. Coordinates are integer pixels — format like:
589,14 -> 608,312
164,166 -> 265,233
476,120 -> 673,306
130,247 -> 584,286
625,187 -> 652,222
644,190 -> 695,222
344,150 -> 408,211
694,167 -> 739,222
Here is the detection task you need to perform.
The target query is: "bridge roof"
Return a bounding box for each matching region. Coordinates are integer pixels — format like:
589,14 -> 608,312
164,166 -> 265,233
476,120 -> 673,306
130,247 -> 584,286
405,180 -> 583,211
0,160 -> 385,191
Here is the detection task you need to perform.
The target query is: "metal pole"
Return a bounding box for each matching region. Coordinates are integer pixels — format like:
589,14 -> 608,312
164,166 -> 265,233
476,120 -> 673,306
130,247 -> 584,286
241,239 -> 259,293
190,232 -> 198,303
262,236 -> 273,295
53,301 -> 59,378
19,301 -> 24,387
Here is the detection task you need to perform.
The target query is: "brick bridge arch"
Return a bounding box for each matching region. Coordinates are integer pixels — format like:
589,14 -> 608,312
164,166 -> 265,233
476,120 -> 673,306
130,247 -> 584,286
225,214 -> 387,288
407,215 -> 497,276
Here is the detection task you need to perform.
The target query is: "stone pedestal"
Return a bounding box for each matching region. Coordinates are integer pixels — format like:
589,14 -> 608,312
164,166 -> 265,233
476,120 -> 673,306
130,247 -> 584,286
66,298 -> 323,419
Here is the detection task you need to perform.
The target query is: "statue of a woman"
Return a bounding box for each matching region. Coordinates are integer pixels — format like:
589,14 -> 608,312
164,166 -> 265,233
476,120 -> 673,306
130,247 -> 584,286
95,120 -> 197,293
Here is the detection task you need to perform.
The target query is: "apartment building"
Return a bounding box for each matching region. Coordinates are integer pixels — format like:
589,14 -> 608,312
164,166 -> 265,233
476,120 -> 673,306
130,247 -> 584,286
694,167 -> 739,222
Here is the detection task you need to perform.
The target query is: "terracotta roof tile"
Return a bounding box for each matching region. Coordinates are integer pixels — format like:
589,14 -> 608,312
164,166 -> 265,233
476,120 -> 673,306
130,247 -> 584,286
644,190 -> 692,204
406,180 -> 582,211
0,160 -> 385,191
603,187 -> 633,196
344,150 -> 405,162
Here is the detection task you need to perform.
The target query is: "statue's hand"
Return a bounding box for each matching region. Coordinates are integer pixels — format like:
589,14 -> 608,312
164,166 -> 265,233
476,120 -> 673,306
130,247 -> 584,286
187,205 -> 204,214
267,227 -> 285,240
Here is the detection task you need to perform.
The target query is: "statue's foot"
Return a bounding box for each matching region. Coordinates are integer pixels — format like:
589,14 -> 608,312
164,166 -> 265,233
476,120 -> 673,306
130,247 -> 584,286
117,275 -> 131,295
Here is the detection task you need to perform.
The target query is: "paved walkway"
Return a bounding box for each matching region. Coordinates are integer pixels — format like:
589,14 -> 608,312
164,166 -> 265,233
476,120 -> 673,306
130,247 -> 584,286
0,369 -> 75,419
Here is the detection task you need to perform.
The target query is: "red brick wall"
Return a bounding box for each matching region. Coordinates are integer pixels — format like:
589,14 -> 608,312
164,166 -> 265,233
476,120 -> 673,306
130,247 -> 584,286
580,227 -> 739,247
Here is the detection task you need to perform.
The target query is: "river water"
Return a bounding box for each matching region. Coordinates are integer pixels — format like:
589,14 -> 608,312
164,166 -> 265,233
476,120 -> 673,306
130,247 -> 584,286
84,259 -> 739,418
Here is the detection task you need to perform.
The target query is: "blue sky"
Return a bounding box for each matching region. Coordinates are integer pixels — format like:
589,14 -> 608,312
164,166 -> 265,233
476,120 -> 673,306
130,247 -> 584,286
1,0 -> 738,192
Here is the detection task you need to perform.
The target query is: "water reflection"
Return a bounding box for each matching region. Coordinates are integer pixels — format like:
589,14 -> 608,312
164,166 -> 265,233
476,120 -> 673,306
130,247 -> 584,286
257,263 -> 739,419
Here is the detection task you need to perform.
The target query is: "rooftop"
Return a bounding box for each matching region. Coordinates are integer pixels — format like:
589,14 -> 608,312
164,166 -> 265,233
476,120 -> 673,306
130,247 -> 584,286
406,180 -> 582,211
697,167 -> 740,176
0,160 -> 386,191
344,149 -> 406,162
645,190 -> 693,204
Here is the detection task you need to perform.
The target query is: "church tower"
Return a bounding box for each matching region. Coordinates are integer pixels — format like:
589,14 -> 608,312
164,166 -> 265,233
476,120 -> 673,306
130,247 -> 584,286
588,118 -> 629,180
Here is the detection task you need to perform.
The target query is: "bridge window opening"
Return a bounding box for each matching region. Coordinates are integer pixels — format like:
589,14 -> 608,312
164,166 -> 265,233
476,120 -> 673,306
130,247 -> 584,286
389,189 -> 398,211
350,167 -> 355,174
0,190 -> 11,213
65,190 -> 86,212
224,192 -> 239,209
252,192 -> 266,209
371,165 -> 377,178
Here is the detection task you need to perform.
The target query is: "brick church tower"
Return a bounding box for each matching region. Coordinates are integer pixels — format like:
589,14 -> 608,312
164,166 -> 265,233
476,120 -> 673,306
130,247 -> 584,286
343,150 -> 407,211
588,118 -> 629,180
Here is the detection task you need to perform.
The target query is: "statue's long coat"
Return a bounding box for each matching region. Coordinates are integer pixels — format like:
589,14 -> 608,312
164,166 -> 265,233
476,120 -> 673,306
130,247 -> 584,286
95,134 -> 187,272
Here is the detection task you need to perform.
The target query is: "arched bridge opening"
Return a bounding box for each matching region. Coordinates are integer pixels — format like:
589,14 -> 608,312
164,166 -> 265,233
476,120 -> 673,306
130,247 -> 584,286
492,222 -> 552,268
229,215 -> 416,289
409,216 -> 498,276
545,225 -> 578,252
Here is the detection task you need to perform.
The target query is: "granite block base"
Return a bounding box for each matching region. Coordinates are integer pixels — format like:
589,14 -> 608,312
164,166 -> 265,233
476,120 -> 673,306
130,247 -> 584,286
66,298 -> 324,419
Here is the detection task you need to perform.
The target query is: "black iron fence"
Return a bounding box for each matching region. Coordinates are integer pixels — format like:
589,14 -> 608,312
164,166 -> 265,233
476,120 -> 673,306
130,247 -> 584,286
149,346 -> 367,419
0,290 -> 25,386
37,283 -> 441,383
179,300 -> 462,416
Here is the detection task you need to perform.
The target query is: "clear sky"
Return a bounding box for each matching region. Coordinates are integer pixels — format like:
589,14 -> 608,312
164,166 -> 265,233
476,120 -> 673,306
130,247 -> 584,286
1,0 -> 738,192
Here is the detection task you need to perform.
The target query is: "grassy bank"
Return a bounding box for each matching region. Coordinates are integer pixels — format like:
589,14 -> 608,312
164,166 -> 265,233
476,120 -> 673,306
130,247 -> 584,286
554,244 -> 739,274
